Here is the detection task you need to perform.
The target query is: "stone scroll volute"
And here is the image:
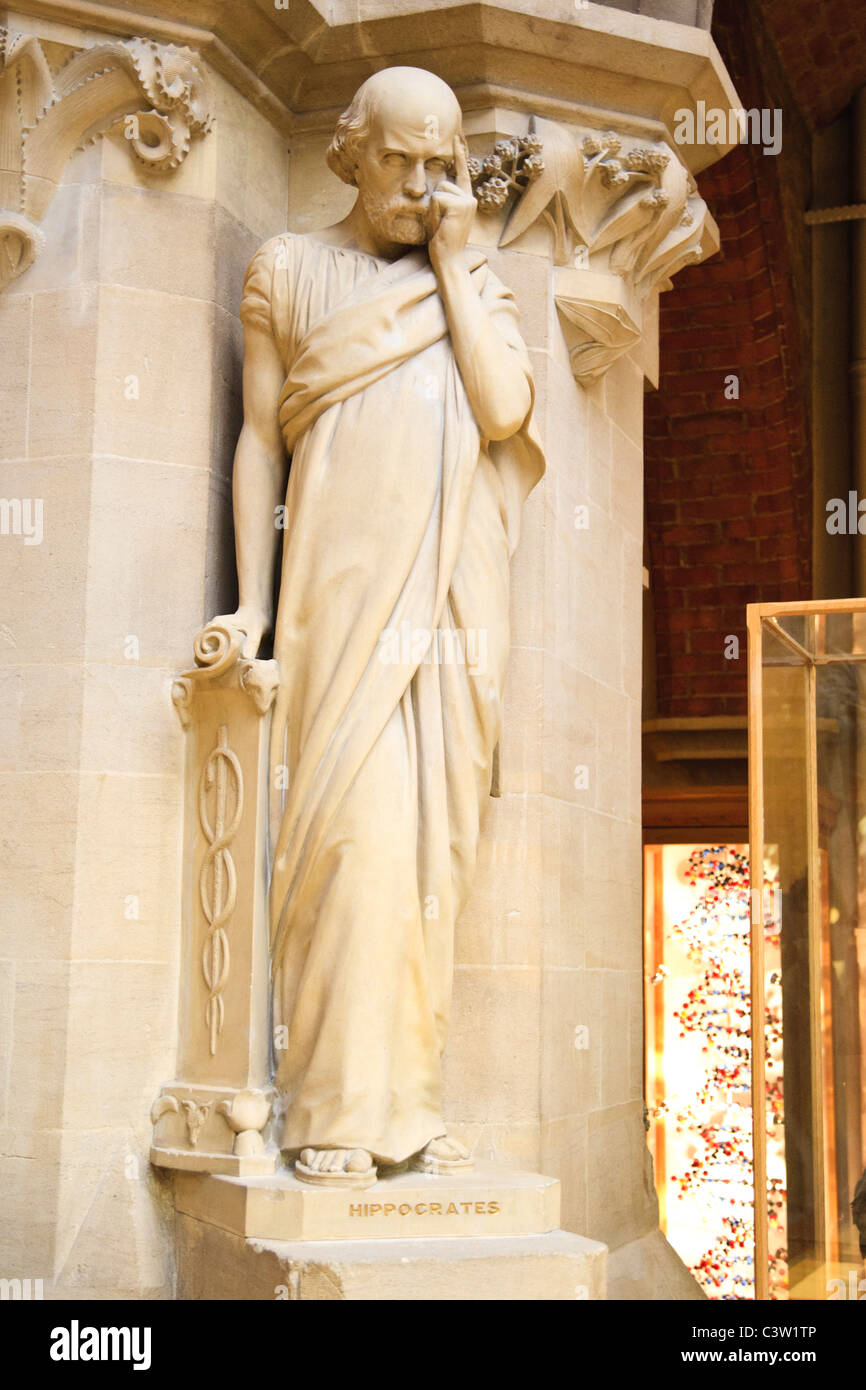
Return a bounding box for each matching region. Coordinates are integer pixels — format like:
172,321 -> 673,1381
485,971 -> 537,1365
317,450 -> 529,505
0,27 -> 213,290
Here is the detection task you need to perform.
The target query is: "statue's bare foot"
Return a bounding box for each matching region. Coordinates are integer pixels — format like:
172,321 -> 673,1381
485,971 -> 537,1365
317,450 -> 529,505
410,1135 -> 473,1175
295,1147 -> 377,1189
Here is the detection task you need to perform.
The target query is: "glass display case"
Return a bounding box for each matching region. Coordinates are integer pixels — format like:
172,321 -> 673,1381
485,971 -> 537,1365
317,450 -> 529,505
749,600 -> 866,1300
645,842 -> 758,1298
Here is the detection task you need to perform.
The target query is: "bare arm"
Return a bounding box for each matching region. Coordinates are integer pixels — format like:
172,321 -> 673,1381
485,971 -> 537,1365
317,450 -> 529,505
428,137 -> 532,441
208,319 -> 287,658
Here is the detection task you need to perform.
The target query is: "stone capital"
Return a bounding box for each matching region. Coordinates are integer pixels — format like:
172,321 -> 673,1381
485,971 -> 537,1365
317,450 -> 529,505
8,1 -> 736,379
12,1 -> 738,169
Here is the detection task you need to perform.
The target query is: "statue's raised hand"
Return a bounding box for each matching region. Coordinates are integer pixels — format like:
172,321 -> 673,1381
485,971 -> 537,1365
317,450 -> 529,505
427,135 -> 476,272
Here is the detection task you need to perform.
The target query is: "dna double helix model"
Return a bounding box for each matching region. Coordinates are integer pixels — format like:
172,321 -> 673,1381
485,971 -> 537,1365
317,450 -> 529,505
198,724 -> 243,1056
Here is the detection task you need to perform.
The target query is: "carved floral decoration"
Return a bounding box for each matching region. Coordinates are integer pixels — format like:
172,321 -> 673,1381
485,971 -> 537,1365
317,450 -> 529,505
471,115 -> 712,383
0,27 -> 213,290
468,130 -> 544,211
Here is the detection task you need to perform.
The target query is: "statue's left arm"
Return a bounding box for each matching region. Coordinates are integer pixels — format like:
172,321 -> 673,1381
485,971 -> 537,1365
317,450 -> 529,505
429,137 -> 533,442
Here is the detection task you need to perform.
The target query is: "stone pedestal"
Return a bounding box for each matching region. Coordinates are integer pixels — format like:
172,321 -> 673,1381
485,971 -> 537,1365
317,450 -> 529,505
174,1160 -> 563,1241
176,1223 -> 607,1301
150,625 -> 279,1176
173,1161 -> 607,1300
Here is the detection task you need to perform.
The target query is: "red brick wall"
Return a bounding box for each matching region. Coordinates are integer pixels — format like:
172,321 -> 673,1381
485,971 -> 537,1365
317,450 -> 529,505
644,0 -> 812,718
759,0 -> 866,131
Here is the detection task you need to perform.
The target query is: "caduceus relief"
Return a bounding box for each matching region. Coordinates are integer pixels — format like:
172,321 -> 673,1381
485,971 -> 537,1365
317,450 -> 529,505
198,725 -> 243,1056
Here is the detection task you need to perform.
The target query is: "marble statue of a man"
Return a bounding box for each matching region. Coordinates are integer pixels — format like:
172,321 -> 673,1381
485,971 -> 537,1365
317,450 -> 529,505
209,66 -> 544,1188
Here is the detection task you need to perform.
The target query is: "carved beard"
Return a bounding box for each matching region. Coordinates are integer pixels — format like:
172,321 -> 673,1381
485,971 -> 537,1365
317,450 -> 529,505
358,184 -> 428,245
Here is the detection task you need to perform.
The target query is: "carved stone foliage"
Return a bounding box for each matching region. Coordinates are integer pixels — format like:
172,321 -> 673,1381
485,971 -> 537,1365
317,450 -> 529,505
468,129 -> 545,212
217,1089 -> 273,1159
473,115 -> 713,383
0,27 -> 213,290
554,271 -> 643,384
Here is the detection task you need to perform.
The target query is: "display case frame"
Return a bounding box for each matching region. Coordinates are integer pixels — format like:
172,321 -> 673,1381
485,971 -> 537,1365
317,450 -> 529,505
748,597 -> 866,1301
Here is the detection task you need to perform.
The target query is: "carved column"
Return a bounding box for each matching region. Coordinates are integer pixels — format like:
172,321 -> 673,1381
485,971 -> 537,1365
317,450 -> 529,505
0,9 -> 287,1293
150,627 -> 279,1175
434,101 -> 721,1283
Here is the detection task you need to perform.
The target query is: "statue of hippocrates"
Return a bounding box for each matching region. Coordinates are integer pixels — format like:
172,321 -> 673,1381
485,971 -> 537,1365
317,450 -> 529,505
207,66 -> 544,1188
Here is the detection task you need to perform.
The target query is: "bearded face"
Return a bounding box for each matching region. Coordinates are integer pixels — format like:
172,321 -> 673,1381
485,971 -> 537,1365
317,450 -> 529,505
356,181 -> 430,245
351,104 -> 458,248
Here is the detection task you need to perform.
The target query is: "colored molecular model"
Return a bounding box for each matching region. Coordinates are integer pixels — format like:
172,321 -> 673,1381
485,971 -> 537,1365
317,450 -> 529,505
661,846 -> 788,1299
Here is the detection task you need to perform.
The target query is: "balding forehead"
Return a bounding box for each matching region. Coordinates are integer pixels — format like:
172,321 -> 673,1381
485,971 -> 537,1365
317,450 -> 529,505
369,79 -> 461,133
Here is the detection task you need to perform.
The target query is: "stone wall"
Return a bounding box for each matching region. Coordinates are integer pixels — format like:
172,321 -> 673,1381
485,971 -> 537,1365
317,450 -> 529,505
0,16 -> 288,1295
447,248 -> 652,1254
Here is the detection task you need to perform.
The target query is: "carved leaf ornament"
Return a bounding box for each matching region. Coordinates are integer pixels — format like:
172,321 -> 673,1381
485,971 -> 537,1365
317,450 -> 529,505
472,115 -> 709,381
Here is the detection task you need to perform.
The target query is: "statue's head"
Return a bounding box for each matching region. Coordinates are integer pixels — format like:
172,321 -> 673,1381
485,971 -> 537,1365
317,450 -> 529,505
327,67 -> 463,246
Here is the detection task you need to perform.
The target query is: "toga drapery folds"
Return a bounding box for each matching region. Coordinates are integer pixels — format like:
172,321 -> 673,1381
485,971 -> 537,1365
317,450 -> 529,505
240,233 -> 544,1164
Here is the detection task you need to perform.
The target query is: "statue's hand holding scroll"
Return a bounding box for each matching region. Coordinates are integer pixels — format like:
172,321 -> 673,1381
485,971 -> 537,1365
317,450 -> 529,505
195,605 -> 269,662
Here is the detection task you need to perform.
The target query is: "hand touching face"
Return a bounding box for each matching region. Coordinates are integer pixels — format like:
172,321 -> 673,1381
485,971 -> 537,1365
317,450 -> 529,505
426,135 -> 477,267
354,108 -> 472,249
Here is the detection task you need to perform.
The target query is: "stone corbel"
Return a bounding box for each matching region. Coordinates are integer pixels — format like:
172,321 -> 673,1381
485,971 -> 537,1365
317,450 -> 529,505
473,116 -> 718,384
150,625 -> 279,1177
0,26 -> 213,290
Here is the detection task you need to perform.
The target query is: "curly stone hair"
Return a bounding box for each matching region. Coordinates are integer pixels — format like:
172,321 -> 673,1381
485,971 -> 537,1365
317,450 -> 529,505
326,85 -> 375,187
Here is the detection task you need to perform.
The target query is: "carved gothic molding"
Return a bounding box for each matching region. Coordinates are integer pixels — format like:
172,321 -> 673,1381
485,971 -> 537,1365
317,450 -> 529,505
1,0 -> 736,174
554,270 -> 642,384
473,116 -> 716,384
0,26 -> 213,290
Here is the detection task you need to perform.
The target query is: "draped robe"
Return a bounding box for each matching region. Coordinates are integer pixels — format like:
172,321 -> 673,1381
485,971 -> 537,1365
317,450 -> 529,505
240,232 -> 544,1164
